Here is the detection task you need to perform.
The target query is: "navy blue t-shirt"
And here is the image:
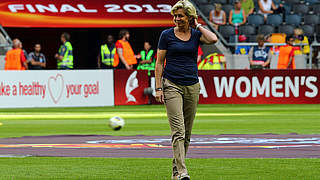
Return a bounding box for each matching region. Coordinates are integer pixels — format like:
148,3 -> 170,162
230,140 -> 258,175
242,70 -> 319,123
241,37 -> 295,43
158,28 -> 202,86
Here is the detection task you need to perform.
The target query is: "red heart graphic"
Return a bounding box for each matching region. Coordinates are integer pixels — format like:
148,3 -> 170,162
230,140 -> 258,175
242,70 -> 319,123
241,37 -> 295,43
48,74 -> 64,104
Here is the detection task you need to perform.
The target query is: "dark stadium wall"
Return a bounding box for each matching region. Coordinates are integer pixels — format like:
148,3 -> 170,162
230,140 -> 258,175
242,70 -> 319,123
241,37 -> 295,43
5,27 -> 167,69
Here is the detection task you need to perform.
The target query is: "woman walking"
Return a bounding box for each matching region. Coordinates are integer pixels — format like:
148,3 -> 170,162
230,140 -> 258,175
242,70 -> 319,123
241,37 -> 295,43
155,1 -> 217,179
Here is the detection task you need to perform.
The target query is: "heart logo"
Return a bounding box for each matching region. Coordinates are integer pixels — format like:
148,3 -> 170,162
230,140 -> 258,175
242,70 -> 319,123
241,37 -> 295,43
48,74 -> 64,104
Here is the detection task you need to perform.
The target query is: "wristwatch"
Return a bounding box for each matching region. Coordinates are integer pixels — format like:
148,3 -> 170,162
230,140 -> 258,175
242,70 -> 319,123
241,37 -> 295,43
155,88 -> 163,91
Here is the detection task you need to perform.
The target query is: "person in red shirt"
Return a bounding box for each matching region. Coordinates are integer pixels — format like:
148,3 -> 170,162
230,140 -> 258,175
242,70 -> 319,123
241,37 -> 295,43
4,39 -> 28,70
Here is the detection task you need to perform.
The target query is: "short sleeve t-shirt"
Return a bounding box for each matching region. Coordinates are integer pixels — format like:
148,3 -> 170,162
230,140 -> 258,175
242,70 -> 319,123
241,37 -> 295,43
158,28 -> 202,86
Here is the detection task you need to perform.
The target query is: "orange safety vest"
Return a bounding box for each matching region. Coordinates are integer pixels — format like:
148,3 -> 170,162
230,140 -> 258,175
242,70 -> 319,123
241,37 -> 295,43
4,48 -> 25,70
114,40 -> 137,67
277,45 -> 295,69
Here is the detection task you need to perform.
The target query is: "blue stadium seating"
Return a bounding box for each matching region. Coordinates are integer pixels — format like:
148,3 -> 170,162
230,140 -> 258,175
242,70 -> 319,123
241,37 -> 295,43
313,3 -> 320,14
258,24 -> 275,35
247,14 -> 264,26
239,24 -> 256,35
285,14 -> 302,26
301,24 -> 315,37
292,3 -> 309,15
278,24 -> 295,36
304,14 -> 319,25
266,14 -> 283,26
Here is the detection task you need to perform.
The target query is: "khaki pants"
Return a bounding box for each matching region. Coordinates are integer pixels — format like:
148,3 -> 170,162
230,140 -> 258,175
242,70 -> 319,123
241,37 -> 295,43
163,78 -> 200,176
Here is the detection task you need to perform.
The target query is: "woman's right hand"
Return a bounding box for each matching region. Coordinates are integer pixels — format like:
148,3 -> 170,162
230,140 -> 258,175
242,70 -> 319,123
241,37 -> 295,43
155,90 -> 164,103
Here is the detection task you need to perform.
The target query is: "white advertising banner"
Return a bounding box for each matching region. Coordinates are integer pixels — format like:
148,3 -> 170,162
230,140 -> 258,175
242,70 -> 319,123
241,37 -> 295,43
0,70 -> 114,108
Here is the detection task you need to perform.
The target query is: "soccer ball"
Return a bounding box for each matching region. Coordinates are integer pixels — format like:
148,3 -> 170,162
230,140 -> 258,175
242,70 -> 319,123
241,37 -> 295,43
109,116 -> 125,131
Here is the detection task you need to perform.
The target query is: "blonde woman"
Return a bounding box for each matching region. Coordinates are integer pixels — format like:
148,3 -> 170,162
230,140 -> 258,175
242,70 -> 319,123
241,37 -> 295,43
293,28 -> 310,55
209,3 -> 226,29
155,0 -> 217,179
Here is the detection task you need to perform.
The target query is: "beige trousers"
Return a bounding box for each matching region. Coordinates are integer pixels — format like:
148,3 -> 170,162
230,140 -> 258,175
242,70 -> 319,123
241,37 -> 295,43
163,78 -> 200,176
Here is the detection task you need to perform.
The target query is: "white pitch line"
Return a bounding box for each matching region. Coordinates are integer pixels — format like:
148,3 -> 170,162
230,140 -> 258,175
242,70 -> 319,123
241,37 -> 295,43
0,112 -> 265,120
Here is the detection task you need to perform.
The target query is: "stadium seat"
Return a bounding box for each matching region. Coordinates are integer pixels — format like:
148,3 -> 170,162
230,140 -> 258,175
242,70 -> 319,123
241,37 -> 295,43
222,4 -> 233,16
285,0 -> 300,4
196,0 -> 209,5
313,3 -> 320,14
247,35 -> 257,42
219,25 -> 235,40
283,4 -> 292,14
210,0 -> 227,4
278,24 -> 295,36
247,14 -> 264,26
239,24 -> 256,36
304,14 -> 319,25
292,4 -> 309,15
258,24 -> 275,35
305,0 -> 318,5
200,4 -> 215,17
301,25 -> 315,37
285,14 -> 301,26
266,14 -> 283,26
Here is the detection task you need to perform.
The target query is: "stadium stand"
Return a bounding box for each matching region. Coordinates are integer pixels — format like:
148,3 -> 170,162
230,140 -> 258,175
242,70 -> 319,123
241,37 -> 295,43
285,0 -> 301,4
222,4 -> 233,16
219,25 -> 235,41
292,3 -> 309,15
239,24 -> 256,36
266,14 -> 283,26
202,4 -> 215,17
313,3 -> 320,14
247,14 -> 264,26
304,14 -> 319,25
258,24 -> 275,35
305,0 -> 318,5
211,0 -> 228,4
195,0 -> 320,52
285,14 -> 302,26
301,24 -> 315,38
278,24 -> 295,36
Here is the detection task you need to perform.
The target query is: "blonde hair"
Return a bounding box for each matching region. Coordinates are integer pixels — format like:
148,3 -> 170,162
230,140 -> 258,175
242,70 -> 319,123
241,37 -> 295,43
171,0 -> 198,19
294,28 -> 303,35
215,3 -> 222,11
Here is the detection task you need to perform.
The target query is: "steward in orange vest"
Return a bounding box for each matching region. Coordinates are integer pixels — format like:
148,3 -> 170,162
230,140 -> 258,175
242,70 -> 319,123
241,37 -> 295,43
113,29 -> 137,69
5,39 -> 28,70
277,36 -> 296,69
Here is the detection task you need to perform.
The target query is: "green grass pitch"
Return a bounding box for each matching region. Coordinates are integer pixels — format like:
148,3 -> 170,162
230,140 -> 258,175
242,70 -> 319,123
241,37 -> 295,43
0,104 -> 320,179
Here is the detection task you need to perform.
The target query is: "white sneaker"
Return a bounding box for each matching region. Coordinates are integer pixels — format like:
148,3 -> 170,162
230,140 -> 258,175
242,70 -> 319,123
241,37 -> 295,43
178,173 -> 190,180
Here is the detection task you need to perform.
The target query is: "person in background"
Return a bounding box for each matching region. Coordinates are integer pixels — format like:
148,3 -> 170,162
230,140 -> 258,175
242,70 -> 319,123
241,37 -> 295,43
55,32 -> 73,69
113,29 -> 138,70
248,34 -> 271,69
229,0 -> 247,26
209,3 -> 226,30
277,35 -> 295,69
197,46 -> 203,63
241,0 -> 254,17
293,28 -> 310,55
155,0 -> 218,179
235,35 -> 251,55
97,35 -> 116,69
4,38 -> 28,70
28,43 -> 46,70
137,41 -> 155,75
258,0 -> 283,21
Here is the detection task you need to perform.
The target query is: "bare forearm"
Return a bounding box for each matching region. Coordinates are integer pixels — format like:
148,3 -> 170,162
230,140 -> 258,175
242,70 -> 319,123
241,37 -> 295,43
155,50 -> 166,88
198,26 -> 218,44
155,62 -> 164,89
